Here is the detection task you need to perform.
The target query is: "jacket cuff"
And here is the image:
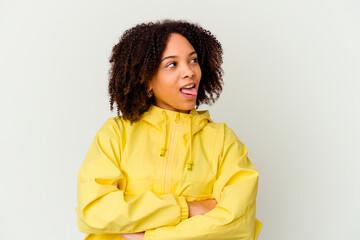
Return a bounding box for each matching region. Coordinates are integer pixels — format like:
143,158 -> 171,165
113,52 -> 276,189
177,196 -> 189,221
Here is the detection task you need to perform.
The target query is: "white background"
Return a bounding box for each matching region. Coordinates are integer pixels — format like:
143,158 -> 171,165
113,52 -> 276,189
1,0 -> 359,239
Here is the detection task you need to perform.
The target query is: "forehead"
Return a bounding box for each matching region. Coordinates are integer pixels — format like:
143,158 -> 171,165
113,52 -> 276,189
162,33 -> 195,55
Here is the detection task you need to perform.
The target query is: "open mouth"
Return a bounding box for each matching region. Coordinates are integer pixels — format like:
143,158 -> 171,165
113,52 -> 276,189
180,84 -> 197,97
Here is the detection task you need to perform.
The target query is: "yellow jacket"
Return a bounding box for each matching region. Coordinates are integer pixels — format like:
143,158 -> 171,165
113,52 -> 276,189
76,105 -> 262,239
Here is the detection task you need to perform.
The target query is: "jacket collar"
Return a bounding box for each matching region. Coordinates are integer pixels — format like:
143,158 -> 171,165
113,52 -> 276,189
140,105 -> 212,135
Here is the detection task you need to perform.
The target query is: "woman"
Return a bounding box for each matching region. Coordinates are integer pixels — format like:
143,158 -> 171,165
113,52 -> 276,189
76,19 -> 262,240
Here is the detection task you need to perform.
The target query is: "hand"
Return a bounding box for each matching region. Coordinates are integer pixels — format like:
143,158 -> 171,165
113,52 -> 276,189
187,199 -> 217,217
120,233 -> 145,240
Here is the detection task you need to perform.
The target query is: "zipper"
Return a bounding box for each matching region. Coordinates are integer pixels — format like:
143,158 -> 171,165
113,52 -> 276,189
163,112 -> 180,194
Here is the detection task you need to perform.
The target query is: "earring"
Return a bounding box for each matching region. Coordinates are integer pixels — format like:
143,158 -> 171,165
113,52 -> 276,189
147,89 -> 153,98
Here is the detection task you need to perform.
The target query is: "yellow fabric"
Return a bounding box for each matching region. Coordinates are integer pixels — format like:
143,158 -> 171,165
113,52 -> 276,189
76,105 -> 262,239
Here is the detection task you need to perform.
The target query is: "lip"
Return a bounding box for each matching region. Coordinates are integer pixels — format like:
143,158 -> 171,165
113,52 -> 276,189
180,82 -> 196,89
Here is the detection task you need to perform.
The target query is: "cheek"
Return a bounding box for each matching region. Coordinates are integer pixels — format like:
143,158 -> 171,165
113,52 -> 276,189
153,75 -> 177,93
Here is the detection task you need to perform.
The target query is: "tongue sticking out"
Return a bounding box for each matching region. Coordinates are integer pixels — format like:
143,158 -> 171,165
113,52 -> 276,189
181,87 -> 197,96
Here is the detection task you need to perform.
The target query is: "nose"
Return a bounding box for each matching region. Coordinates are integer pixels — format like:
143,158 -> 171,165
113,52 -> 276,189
181,63 -> 195,79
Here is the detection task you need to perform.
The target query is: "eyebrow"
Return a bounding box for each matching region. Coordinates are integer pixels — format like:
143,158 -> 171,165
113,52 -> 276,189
161,51 -> 197,62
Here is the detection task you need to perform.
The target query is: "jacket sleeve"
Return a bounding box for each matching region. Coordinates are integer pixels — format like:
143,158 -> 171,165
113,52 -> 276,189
144,125 -> 262,240
76,118 -> 189,234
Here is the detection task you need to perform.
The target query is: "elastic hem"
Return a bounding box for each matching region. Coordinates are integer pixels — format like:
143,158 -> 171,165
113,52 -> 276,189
177,196 -> 189,221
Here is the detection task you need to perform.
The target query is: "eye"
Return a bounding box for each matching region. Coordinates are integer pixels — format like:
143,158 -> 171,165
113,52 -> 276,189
166,62 -> 176,68
190,57 -> 198,63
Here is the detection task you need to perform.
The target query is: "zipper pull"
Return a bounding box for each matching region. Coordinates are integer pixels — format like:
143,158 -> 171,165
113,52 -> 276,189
187,161 -> 193,171
160,147 -> 167,157
175,112 -> 180,123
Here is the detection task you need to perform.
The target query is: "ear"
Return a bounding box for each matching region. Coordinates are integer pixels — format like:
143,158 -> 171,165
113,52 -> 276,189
147,81 -> 153,91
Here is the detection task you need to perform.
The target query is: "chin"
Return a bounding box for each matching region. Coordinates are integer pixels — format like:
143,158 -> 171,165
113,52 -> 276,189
179,106 -> 196,112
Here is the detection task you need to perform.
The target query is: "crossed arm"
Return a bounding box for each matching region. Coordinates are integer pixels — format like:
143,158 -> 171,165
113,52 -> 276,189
120,199 -> 217,240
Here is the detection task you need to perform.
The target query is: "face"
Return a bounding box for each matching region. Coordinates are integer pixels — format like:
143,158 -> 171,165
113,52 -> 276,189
149,33 -> 202,113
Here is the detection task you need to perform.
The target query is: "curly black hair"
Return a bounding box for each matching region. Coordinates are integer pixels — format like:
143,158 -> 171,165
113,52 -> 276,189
109,19 -> 223,123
